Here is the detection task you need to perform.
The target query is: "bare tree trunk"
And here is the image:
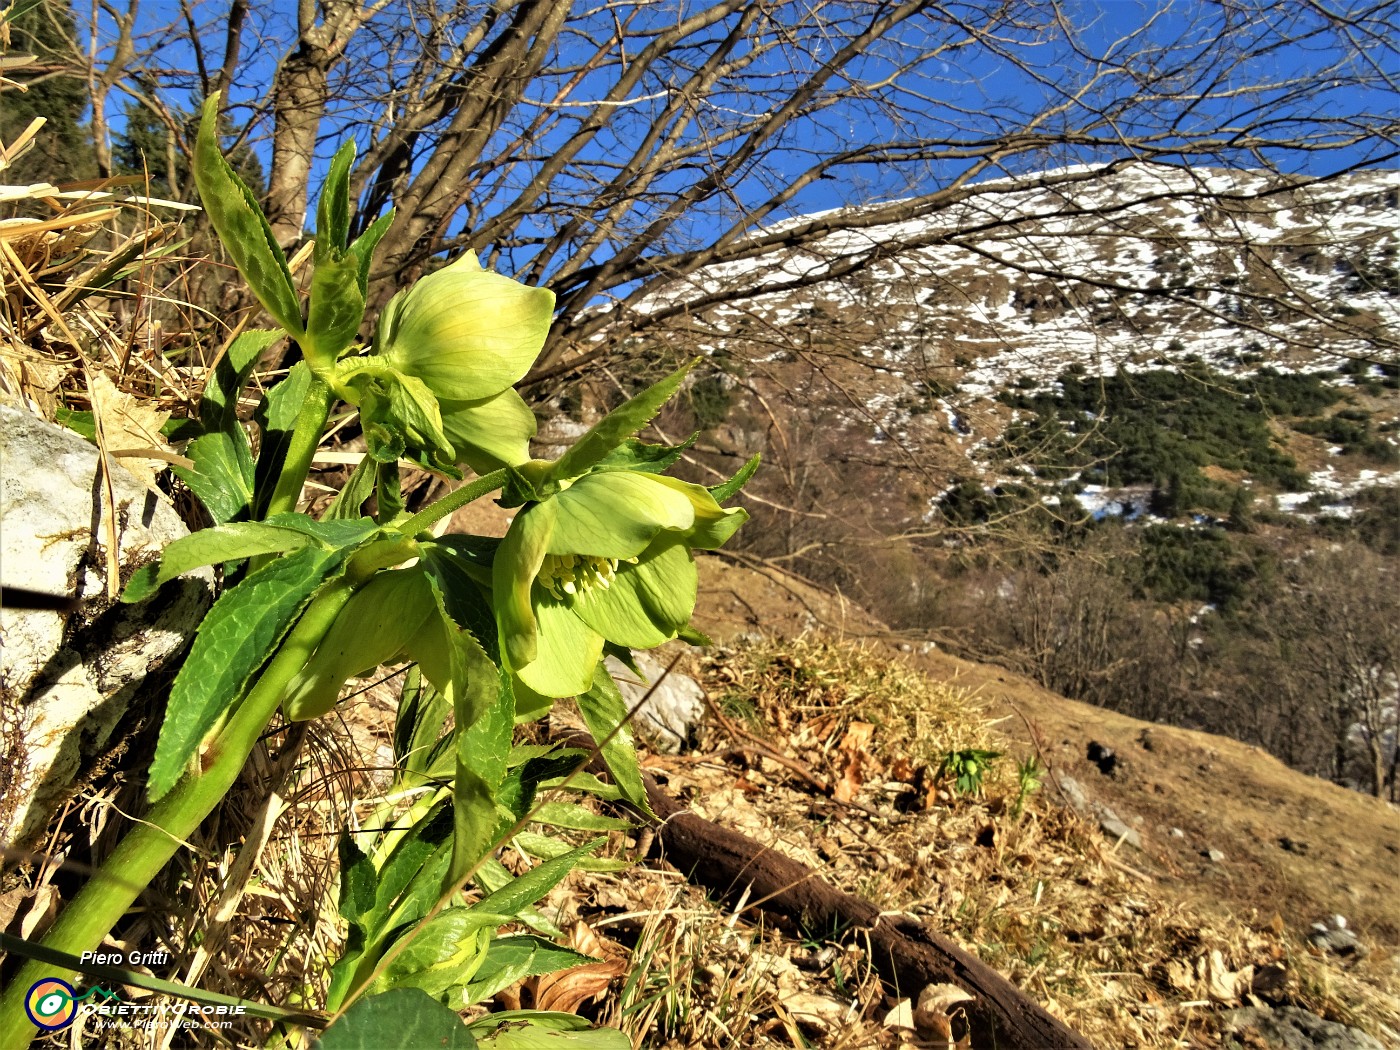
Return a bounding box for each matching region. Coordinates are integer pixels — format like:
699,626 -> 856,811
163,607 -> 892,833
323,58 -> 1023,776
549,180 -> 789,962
266,47 -> 330,246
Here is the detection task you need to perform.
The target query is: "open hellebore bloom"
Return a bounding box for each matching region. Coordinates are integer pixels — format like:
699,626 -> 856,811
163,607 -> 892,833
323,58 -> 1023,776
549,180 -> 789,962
494,470 -> 747,698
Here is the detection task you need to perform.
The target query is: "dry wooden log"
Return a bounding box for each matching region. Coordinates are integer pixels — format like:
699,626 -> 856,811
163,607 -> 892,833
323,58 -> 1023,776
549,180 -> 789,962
561,733 -> 1093,1049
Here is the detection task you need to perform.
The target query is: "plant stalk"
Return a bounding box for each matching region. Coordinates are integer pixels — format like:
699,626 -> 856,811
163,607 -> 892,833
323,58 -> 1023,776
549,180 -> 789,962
0,578 -> 355,1049
400,468 -> 507,536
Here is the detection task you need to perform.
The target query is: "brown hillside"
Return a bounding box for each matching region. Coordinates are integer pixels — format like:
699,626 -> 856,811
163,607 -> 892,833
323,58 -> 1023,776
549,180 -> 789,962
694,553 -> 1400,946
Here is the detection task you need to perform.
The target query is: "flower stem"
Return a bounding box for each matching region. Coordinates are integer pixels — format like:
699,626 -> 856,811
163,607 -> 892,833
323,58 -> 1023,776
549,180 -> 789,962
0,577 -> 356,1049
399,468 -> 507,536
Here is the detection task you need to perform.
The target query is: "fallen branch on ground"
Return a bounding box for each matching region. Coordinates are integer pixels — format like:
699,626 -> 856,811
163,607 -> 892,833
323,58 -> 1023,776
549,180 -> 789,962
560,732 -> 1094,1050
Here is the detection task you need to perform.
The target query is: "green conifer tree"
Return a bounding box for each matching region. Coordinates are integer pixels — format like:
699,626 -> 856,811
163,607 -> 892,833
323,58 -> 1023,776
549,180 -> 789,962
0,0 -> 95,185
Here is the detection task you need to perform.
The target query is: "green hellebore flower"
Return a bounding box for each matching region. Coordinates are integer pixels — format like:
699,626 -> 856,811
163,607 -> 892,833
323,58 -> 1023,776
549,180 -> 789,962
493,470 -> 747,698
376,250 -> 554,403
344,249 -> 552,472
282,566 -> 467,721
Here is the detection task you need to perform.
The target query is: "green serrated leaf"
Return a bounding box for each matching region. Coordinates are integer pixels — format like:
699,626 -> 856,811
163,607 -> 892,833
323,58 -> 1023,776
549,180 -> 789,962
472,858 -> 564,939
318,140 -> 356,256
467,839 -> 604,922
120,521 -> 320,603
173,430 -> 254,523
538,771 -> 623,802
708,452 -> 761,503
348,211 -> 394,297
313,989 -> 478,1050
676,624 -> 713,647
591,434 -> 698,475
147,545 -> 343,800
324,456 -> 377,522
54,407 -> 96,440
372,805 -> 455,936
374,908 -> 496,998
393,667 -> 451,782
528,802 -> 632,832
577,673 -> 650,814
511,833 -> 632,871
461,935 -> 600,1006
548,361 -> 696,482
253,361 -> 312,517
338,832 -> 377,926
193,94 -> 303,338
437,591 -> 514,886
261,513 -> 381,548
468,1012 -> 629,1049
306,252 -> 366,367
202,329 -> 281,433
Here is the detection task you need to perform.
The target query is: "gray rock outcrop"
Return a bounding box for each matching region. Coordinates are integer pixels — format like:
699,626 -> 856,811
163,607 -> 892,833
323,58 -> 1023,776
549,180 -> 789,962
1224,1005 -> 1386,1050
1,405 -> 212,847
606,651 -> 706,754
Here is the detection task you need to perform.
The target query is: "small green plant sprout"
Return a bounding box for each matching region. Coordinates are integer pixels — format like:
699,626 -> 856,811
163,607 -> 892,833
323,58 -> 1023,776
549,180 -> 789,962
938,748 -> 1003,797
0,93 -> 756,1048
1011,755 -> 1047,818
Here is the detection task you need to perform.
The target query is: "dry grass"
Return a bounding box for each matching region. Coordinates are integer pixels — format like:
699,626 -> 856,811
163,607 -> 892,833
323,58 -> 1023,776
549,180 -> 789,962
575,636 -> 1400,1050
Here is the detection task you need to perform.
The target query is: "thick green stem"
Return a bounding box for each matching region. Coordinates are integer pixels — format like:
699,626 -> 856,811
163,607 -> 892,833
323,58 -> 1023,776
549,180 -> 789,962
400,469 -> 507,537
0,579 -> 355,1049
266,376 -> 334,518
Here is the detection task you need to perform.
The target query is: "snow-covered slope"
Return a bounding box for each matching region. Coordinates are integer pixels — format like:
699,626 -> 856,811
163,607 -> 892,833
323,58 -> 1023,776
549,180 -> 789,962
593,162 -> 1400,521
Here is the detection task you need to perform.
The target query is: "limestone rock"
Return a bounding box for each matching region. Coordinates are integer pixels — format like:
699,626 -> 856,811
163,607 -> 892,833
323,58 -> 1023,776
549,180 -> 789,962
1224,1005 -> 1385,1050
606,651 -> 706,754
0,405 -> 212,847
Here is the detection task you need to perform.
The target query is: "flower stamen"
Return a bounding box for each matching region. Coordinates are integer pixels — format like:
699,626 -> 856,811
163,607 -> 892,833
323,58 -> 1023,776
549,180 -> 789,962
539,553 -> 625,600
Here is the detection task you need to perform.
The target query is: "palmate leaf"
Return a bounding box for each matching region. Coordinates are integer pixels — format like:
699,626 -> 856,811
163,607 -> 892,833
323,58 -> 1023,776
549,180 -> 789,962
313,989 -> 477,1050
192,95 -> 303,338
148,546 -> 344,800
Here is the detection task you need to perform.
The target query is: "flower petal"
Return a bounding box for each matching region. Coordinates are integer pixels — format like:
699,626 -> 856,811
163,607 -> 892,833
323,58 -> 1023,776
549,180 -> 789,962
644,474 -> 749,548
282,567 -> 433,720
570,539 -> 696,649
549,472 -> 694,559
440,387 -> 537,474
378,251 -> 554,402
492,500 -> 557,671
515,587 -> 604,697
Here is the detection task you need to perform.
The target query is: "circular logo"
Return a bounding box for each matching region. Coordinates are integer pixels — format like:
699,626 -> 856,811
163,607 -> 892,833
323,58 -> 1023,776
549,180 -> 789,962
25,978 -> 77,1031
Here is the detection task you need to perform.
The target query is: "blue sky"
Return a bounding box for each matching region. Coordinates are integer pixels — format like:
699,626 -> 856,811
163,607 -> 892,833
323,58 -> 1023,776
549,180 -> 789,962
83,0 -> 1398,272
